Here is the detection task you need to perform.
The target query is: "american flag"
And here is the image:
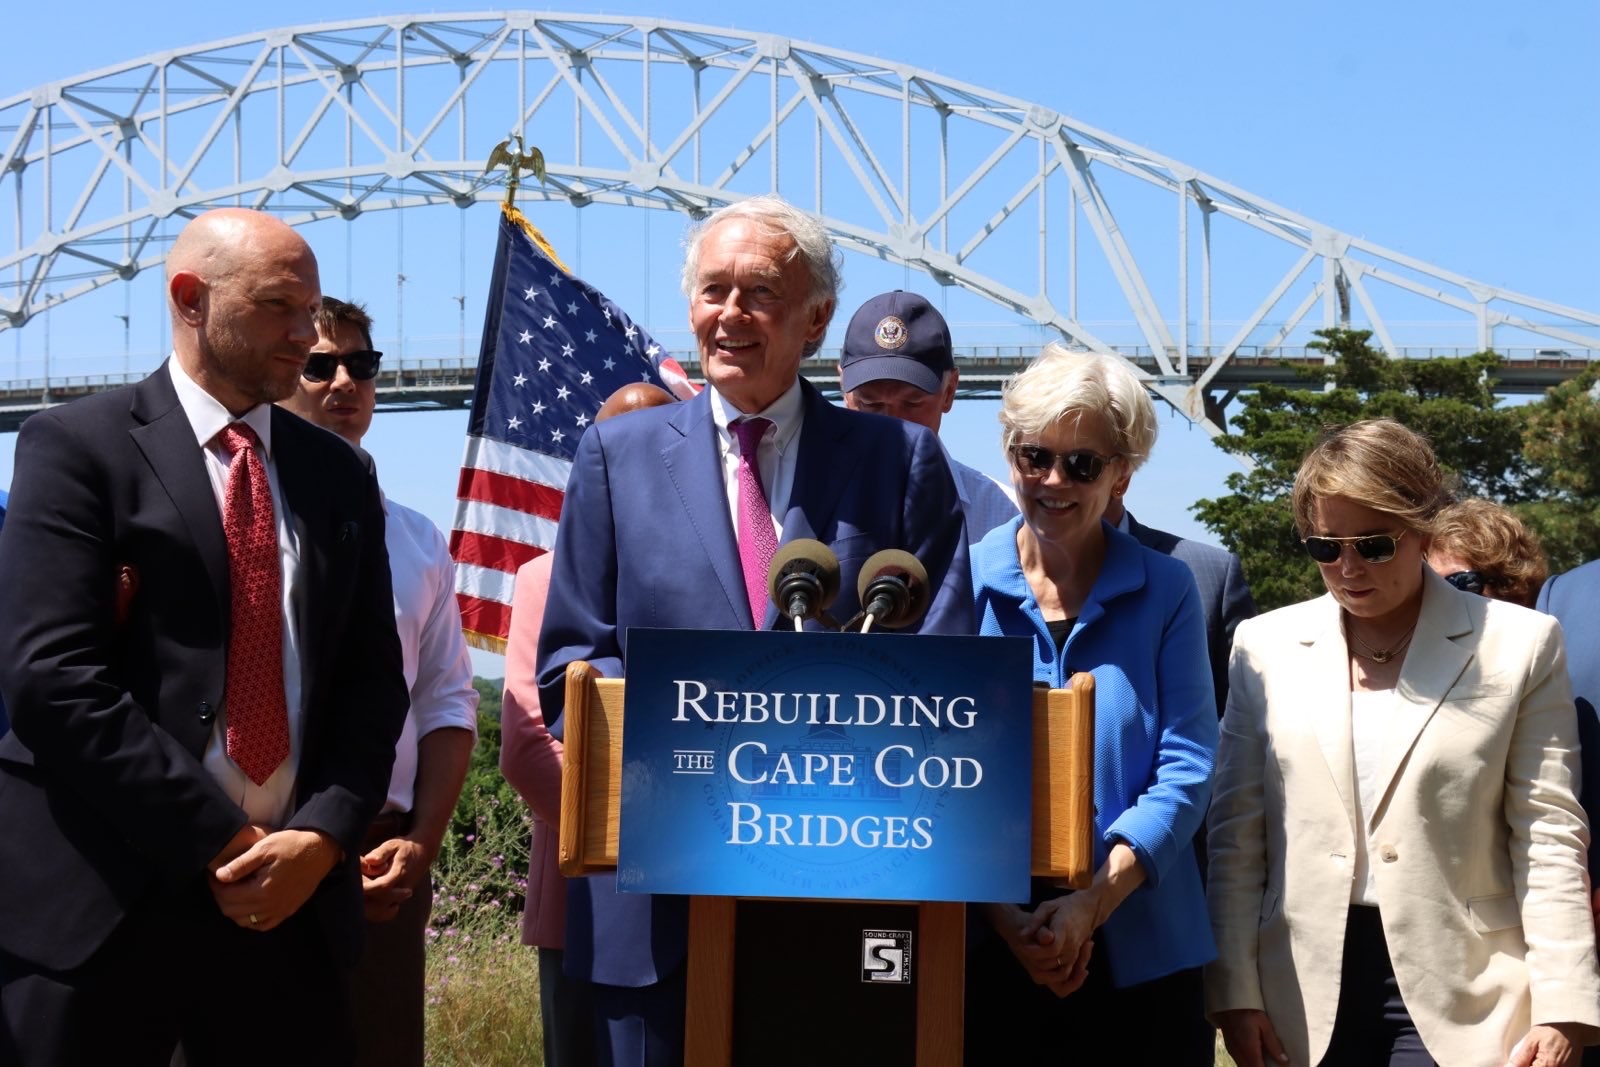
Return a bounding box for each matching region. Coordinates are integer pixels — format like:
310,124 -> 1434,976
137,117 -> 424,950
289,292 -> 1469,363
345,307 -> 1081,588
451,203 -> 694,651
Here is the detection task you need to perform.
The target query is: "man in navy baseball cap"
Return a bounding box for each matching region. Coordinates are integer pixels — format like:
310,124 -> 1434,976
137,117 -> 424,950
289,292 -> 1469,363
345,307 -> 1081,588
840,290 -> 1016,542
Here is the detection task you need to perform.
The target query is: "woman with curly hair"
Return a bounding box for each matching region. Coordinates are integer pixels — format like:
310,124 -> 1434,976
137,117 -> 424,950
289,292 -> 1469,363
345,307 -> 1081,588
1426,497 -> 1548,607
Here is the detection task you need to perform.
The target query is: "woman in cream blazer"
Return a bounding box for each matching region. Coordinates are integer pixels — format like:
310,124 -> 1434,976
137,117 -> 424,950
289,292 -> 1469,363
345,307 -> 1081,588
1205,419 -> 1600,1067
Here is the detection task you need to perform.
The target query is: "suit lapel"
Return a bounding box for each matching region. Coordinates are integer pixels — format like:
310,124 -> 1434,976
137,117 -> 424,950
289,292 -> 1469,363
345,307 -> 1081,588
1369,573 -> 1474,823
1303,596 -> 1358,826
270,409 -> 333,692
126,366 -> 230,631
660,391 -> 750,626
780,382 -> 854,549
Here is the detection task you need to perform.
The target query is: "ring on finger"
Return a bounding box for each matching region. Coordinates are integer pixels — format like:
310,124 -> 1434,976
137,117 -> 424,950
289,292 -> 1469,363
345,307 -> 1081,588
249,913 -> 260,926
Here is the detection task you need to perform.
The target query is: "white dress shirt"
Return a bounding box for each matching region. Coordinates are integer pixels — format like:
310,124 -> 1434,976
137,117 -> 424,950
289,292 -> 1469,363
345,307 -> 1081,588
167,358 -> 305,828
378,494 -> 480,814
1348,687 -> 1392,907
709,380 -> 805,538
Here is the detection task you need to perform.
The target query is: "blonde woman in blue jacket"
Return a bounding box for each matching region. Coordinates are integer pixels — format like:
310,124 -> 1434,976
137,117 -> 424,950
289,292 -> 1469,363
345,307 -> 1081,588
965,345 -> 1218,1064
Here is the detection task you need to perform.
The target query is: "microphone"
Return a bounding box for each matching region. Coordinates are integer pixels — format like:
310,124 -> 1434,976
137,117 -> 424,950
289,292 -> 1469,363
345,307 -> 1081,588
767,539 -> 841,631
855,550 -> 929,633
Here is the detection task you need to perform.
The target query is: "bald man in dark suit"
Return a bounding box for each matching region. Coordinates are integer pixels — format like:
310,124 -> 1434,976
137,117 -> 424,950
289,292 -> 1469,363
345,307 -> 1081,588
0,209 -> 408,1067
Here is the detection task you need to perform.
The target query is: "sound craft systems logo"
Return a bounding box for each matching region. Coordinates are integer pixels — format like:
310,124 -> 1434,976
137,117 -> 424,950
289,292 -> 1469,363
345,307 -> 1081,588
860,929 -> 912,984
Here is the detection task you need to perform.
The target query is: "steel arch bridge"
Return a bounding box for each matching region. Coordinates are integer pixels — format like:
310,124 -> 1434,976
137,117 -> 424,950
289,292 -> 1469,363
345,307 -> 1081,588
3,12 -> 1597,436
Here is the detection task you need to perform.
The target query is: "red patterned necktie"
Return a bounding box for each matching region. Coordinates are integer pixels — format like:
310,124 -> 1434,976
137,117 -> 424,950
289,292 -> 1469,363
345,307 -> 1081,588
218,423 -> 289,786
732,417 -> 778,627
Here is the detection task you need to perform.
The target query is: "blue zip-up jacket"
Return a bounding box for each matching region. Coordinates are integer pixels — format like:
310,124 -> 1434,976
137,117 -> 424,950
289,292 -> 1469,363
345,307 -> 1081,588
973,515 -> 1219,986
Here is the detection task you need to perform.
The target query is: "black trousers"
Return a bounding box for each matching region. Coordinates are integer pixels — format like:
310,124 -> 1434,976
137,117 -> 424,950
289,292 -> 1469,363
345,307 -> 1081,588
964,924 -> 1213,1066
0,882 -> 354,1067
1319,906 -> 1436,1067
538,946 -> 596,1067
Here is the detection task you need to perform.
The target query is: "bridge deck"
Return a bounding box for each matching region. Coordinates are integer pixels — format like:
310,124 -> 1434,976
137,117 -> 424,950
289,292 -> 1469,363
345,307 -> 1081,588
0,345 -> 1590,432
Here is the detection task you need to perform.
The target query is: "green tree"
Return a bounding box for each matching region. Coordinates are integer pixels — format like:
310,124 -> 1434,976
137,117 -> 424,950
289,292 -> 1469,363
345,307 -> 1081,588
1194,328 -> 1543,610
1519,366 -> 1600,571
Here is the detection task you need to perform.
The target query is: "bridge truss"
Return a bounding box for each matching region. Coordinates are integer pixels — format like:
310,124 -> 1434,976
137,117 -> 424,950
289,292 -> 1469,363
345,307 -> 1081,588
3,12 -> 1597,435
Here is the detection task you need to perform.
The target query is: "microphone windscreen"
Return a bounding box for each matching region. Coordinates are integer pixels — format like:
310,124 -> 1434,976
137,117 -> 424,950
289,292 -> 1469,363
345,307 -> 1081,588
768,538 -> 842,610
856,549 -> 930,629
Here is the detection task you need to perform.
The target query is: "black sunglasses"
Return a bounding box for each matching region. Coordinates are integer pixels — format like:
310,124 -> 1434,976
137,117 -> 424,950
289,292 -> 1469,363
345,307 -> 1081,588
1009,444 -> 1118,485
1444,570 -> 1486,594
302,349 -> 383,383
1302,531 -> 1405,565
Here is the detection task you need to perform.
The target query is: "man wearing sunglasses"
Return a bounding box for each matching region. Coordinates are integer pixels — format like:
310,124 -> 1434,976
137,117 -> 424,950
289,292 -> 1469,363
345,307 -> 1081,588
839,290 -> 1017,544
279,297 -> 479,1067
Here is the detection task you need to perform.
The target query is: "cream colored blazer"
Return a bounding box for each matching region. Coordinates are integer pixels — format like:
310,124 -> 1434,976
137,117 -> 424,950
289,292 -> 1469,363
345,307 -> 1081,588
1204,569 -> 1600,1067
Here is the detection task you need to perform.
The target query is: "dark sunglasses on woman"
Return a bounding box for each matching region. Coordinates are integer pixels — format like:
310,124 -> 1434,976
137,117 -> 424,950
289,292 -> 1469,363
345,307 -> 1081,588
1301,531 -> 1404,565
1009,444 -> 1117,484
302,349 -> 383,383
1443,570 -> 1486,594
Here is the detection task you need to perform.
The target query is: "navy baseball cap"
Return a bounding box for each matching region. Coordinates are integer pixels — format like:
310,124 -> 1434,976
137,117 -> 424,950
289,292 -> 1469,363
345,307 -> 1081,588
840,290 -> 953,394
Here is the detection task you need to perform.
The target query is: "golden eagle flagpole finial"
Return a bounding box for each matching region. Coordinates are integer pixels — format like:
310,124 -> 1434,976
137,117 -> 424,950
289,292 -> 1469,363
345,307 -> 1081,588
484,131 -> 547,208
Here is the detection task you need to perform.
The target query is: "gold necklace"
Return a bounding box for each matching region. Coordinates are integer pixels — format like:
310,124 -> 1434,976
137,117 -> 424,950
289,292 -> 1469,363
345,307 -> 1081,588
1346,620 -> 1417,664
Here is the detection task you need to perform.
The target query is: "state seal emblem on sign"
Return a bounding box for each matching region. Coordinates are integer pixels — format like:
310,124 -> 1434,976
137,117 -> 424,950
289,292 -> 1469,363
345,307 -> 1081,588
874,315 -> 909,350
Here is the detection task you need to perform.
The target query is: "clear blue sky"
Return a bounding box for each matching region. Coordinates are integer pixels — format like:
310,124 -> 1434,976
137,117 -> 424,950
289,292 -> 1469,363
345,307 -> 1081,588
4,1 -> 1596,673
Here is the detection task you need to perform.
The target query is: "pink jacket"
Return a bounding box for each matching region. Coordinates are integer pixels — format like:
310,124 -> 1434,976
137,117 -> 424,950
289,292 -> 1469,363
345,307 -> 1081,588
499,554 -> 566,948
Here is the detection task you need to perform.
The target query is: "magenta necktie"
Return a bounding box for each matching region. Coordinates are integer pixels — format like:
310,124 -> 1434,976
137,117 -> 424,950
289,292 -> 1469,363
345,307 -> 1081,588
732,417 -> 778,627
218,423 -> 289,786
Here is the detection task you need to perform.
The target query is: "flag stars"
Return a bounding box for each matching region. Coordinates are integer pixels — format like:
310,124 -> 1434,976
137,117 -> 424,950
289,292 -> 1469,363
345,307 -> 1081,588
566,301 -> 579,315
531,400 -> 546,415
640,372 -> 652,382
602,307 -> 613,323
645,344 -> 661,357
624,324 -> 638,340
551,428 -> 565,443
512,372 -> 528,387
556,385 -> 572,401
580,371 -> 594,385
603,357 -> 616,371
507,415 -> 522,431
561,343 -> 576,358
523,286 -> 539,301
537,358 -> 552,372
576,413 -> 590,427
518,329 -> 533,344
548,272 -> 562,286
542,315 -> 557,329
585,329 -> 598,343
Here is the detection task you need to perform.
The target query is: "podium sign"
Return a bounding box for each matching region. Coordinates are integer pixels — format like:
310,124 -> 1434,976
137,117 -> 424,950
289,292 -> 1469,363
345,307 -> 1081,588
617,629 -> 1033,903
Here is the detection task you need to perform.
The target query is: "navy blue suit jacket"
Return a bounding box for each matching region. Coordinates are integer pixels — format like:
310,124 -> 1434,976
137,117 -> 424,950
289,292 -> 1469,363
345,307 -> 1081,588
1126,513 -> 1256,717
536,380 -> 974,986
1538,559 -> 1600,880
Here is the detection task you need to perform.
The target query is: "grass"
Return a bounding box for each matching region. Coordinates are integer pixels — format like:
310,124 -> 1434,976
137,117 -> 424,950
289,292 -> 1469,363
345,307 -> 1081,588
424,784 -> 545,1067
425,929 -> 543,1067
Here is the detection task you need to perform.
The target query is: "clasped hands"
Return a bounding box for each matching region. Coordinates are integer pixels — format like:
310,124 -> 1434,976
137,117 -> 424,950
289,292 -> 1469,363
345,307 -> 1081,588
359,836 -> 432,922
988,894 -> 1098,998
207,824 -> 342,932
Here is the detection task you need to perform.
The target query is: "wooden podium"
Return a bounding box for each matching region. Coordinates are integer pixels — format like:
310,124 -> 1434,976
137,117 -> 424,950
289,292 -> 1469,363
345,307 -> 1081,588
558,661 -> 1095,1067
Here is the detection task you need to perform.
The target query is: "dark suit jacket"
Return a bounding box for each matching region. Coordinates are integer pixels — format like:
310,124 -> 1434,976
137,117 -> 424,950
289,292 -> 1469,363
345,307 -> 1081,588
536,380 -> 975,986
1126,513 -> 1256,717
0,365 -> 409,972
1537,559 -> 1600,881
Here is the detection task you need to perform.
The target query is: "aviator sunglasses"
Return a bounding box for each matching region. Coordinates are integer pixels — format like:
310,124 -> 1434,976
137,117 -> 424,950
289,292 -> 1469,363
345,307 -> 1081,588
302,349 -> 383,383
1301,530 -> 1406,565
1009,444 -> 1118,484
